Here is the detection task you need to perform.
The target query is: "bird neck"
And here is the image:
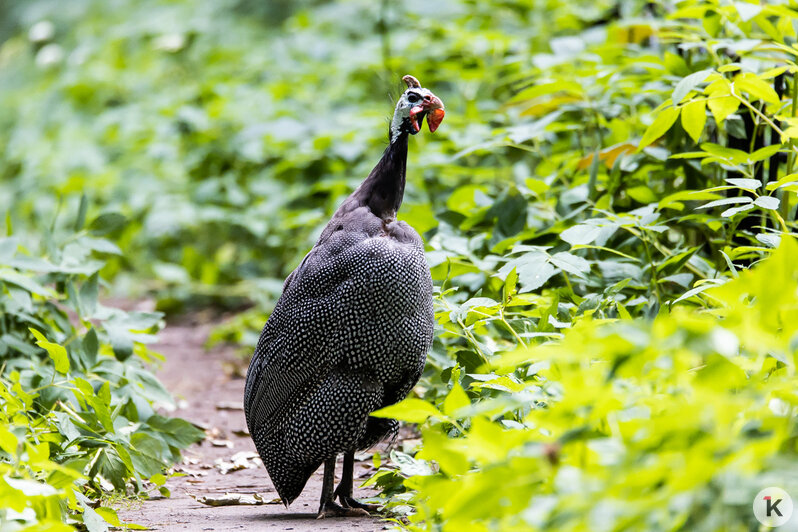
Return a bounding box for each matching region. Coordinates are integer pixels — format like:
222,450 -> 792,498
353,132 -> 409,219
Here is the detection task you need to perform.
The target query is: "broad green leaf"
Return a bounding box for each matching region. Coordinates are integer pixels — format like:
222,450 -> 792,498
638,106 -> 680,150
0,425 -> 18,455
561,224 -> 603,246
749,144 -> 782,162
146,415 -> 205,448
672,69 -> 713,104
443,382 -> 470,416
696,197 -> 752,210
29,328 -> 69,374
79,273 -> 99,318
83,328 -> 99,368
766,173 -> 798,190
725,178 -> 761,190
734,73 -> 780,104
681,100 -> 706,143
503,267 -> 518,306
371,398 -> 444,424
88,213 -> 127,236
0,270 -> 53,297
701,143 -> 749,164
754,196 -> 780,210
734,1 -> 761,21
75,194 -> 88,232
549,252 -> 590,277
659,190 -> 722,210
721,204 -> 755,217
707,95 -> 740,124
756,233 -> 781,248
782,126 -> 798,142
94,507 -> 122,527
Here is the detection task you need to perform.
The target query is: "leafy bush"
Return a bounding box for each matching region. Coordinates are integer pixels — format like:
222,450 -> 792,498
2,0 -> 798,530
363,1 -> 798,530
374,237 -> 798,530
0,207 -> 203,531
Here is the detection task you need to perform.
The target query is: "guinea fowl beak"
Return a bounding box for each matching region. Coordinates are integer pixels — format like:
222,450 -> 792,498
409,94 -> 445,134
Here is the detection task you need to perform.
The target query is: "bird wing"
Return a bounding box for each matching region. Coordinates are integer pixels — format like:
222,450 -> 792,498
244,244 -> 348,434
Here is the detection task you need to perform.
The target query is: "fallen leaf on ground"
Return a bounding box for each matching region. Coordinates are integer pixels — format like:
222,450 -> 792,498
192,492 -> 280,506
214,452 -> 262,474
210,439 -> 233,448
175,467 -> 207,477
215,401 -> 244,411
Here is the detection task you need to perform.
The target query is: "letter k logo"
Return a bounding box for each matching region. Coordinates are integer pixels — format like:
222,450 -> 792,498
764,496 -> 783,517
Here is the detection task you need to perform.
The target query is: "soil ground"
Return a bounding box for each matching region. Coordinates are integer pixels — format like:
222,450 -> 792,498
117,315 -> 388,531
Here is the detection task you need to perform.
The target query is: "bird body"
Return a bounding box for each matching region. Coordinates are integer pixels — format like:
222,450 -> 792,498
244,75 -> 444,517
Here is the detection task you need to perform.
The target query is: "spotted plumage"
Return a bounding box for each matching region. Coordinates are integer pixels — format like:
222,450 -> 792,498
243,75 -> 444,517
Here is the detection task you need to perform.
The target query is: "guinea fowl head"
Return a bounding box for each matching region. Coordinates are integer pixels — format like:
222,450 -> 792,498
389,74 -> 445,143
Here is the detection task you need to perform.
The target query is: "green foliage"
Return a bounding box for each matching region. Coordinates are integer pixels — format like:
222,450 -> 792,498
363,1 -> 798,530
378,238 -> 798,531
0,209 -> 203,530
2,0 -> 798,530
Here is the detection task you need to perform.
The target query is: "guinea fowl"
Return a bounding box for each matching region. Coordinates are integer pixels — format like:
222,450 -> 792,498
243,75 -> 444,518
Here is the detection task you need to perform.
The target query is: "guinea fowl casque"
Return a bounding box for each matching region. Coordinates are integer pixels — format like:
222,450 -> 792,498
243,75 -> 444,518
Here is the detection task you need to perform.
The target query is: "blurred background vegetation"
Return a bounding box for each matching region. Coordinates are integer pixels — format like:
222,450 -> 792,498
2,0 -> 798,530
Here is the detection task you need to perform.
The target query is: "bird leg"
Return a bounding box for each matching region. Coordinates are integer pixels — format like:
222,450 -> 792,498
317,456 -> 370,519
334,450 -> 382,512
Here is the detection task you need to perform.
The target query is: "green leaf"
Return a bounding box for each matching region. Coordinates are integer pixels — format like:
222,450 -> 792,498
83,328 -> 99,368
442,382 -> 470,417
0,270 -> 53,297
721,204 -> 755,217
0,425 -> 18,455
707,95 -> 740,125
81,504 -> 109,532
754,196 -> 780,210
29,328 -> 70,374
749,144 -> 782,162
549,252 -> 590,277
502,267 -> 518,306
146,415 -> 205,448
725,178 -> 761,191
88,213 -> 127,236
561,224 -> 603,246
79,273 -> 99,318
681,100 -> 707,143
697,197 -> 752,210
702,143 -> 749,164
89,448 -> 128,491
638,106 -> 680,150
94,507 -> 122,527
672,69 -> 713,104
734,1 -> 761,21
75,194 -> 88,232
766,173 -> 798,191
371,398 -> 445,424
735,73 -> 780,104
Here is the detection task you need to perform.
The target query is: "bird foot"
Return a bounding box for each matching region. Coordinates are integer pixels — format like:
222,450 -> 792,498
340,496 -> 382,513
317,501 -> 370,519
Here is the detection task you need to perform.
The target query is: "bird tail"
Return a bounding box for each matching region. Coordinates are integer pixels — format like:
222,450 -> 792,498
269,461 -> 318,507
253,425 -> 320,506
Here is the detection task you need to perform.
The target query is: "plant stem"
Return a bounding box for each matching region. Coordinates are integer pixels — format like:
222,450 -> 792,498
783,75 -> 798,221
641,233 -> 662,304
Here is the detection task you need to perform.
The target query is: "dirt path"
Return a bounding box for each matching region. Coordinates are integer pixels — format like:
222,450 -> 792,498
117,316 -> 388,531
